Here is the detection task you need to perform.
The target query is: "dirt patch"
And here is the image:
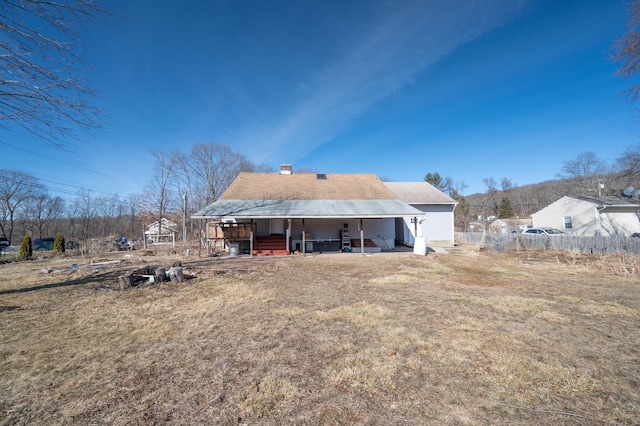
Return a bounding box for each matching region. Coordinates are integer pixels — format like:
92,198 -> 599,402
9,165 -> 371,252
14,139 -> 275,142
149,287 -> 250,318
0,248 -> 638,424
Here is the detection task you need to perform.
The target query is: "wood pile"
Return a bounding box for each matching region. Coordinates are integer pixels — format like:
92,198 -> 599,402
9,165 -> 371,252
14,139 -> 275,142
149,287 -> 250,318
118,264 -> 187,290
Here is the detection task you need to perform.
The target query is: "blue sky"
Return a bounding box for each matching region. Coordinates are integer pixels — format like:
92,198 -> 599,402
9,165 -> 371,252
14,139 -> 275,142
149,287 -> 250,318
0,0 -> 635,198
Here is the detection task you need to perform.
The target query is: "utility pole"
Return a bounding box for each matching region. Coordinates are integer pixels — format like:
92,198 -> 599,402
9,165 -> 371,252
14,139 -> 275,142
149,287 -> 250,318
183,193 -> 187,242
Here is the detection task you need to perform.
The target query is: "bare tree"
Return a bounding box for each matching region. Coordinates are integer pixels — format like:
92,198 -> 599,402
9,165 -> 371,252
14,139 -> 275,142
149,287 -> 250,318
110,194 -> 138,239
23,193 -> 64,238
93,194 -> 120,236
152,144 -> 269,241
127,193 -> 140,238
141,149 -> 179,237
557,151 -> 608,195
0,169 -> 43,243
441,176 -> 458,196
558,151 -> 606,180
615,143 -> 640,181
500,177 -> 514,193
186,143 -> 252,209
482,177 -> 499,217
612,0 -> 640,102
250,163 -> 276,173
72,190 -> 98,241
0,0 -> 108,146
483,177 -> 498,194
66,201 -> 78,240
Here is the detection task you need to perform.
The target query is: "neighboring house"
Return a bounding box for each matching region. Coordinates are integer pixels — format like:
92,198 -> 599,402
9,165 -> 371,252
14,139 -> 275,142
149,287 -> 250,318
384,182 -> 457,246
191,165 -> 453,255
145,218 -> 178,244
489,218 -> 532,234
531,195 -> 640,237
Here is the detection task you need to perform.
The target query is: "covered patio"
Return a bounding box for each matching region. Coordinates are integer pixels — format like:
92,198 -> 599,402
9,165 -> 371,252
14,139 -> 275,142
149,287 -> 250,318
192,198 -> 424,256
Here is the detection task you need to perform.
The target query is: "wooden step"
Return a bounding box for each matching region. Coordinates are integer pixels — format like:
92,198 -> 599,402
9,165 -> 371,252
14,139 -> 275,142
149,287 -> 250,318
350,238 -> 378,248
253,249 -> 289,256
253,235 -> 288,256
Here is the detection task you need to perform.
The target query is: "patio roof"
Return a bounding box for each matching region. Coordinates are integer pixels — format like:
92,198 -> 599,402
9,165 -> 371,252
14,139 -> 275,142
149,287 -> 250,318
191,199 -> 424,219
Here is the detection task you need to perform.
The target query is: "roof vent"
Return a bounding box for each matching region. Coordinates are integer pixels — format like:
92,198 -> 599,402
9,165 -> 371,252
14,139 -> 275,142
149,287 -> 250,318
279,164 -> 292,175
316,173 -> 327,180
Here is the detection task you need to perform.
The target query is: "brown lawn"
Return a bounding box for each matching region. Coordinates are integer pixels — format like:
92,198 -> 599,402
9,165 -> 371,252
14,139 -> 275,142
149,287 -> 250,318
0,247 -> 639,425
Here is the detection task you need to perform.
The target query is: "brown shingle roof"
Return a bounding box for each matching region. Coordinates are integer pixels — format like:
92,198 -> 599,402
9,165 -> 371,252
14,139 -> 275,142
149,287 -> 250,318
384,182 -> 457,204
220,172 -> 396,200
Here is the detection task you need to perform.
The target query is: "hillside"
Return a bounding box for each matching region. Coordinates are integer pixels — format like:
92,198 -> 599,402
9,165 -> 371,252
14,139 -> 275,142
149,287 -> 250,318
464,175 -> 640,221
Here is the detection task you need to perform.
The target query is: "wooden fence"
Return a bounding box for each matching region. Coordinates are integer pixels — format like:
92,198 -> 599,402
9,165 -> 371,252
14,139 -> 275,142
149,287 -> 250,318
455,232 -> 640,256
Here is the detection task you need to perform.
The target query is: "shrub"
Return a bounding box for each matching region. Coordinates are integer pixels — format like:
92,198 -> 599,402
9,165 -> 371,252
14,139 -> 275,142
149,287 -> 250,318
53,234 -> 65,254
18,235 -> 32,260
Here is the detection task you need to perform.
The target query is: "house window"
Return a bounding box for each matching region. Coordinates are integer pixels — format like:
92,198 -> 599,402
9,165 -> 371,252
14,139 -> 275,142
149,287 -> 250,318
563,216 -> 572,230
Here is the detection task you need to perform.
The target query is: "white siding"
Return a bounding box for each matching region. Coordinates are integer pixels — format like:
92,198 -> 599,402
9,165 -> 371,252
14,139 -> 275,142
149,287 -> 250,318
398,204 -> 455,246
532,197 -> 597,236
532,197 -> 640,237
599,208 -> 640,237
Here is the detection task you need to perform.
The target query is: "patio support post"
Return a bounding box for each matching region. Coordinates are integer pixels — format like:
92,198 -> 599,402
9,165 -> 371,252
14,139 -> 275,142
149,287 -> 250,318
286,219 -> 291,253
302,218 -> 306,256
360,219 -> 365,255
198,219 -> 202,258
213,222 -> 217,257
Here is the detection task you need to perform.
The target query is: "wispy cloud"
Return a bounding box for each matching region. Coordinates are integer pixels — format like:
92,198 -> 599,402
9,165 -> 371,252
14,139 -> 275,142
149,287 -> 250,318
241,0 -> 528,163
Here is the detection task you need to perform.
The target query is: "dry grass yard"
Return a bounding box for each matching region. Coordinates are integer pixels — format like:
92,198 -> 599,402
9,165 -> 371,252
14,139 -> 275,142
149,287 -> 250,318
1,247 -> 639,425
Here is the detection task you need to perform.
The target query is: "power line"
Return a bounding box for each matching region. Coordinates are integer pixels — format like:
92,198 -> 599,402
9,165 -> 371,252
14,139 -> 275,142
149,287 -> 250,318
0,140 -> 146,188
0,141 -> 148,199
0,171 -> 135,206
0,166 -> 136,200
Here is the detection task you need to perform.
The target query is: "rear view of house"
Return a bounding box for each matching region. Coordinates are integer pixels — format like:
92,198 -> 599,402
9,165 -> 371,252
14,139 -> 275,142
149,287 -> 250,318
192,165 -> 455,255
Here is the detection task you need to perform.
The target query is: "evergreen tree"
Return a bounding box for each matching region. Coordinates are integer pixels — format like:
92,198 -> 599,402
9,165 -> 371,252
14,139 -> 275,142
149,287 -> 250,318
424,172 -> 446,191
498,197 -> 514,219
53,234 -> 66,254
18,235 -> 32,260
